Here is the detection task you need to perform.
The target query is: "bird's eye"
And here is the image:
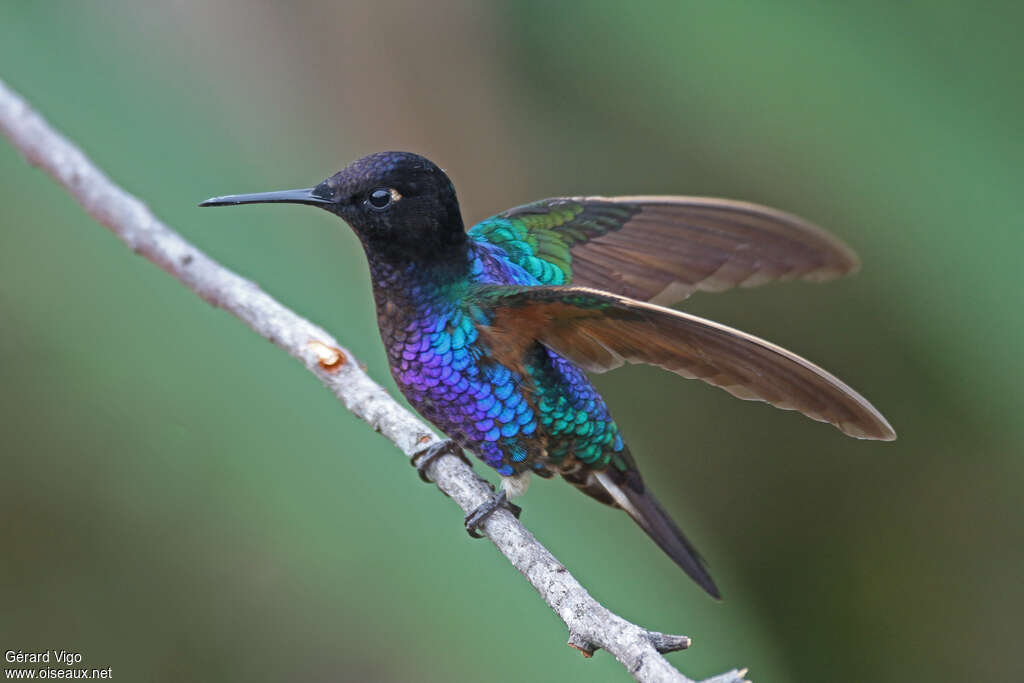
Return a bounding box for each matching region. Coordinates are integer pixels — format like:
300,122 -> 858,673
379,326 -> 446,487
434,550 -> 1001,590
367,188 -> 393,210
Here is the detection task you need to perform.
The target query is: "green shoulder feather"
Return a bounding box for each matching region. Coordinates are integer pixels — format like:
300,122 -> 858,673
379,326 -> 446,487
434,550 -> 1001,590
469,196 -> 859,304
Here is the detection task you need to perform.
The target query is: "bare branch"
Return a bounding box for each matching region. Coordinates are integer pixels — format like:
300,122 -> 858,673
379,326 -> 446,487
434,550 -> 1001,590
0,76 -> 748,683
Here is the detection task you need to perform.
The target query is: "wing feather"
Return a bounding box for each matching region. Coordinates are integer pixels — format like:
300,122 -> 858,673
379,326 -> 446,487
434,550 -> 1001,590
469,196 -> 859,303
479,286 -> 895,441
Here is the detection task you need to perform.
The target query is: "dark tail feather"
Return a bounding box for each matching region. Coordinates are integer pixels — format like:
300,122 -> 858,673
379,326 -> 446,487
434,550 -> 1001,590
595,471 -> 721,599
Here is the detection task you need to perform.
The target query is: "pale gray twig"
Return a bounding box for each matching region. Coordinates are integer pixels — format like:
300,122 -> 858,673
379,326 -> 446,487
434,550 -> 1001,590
0,76 -> 748,683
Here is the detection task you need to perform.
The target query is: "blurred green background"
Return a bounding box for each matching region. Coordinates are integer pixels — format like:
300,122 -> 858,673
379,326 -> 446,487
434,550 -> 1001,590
2,2 -> 1021,681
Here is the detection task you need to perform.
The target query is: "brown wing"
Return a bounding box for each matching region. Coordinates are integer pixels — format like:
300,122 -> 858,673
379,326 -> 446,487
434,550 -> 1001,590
479,286 -> 895,441
472,196 -> 860,304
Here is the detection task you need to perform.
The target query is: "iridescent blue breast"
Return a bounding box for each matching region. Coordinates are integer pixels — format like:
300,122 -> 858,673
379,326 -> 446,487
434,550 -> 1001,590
383,287 -> 540,476
374,244 -> 628,477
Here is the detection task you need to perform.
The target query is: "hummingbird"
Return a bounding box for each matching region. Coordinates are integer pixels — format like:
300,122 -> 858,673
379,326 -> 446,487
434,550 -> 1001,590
200,151 -> 895,598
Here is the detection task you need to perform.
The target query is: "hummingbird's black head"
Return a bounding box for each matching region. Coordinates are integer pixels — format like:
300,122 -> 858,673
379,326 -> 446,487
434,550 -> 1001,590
200,151 -> 466,262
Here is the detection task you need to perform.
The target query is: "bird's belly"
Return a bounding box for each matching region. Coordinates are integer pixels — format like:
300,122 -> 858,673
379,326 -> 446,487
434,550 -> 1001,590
387,327 -> 626,476
527,346 -> 627,469
390,346 -> 536,476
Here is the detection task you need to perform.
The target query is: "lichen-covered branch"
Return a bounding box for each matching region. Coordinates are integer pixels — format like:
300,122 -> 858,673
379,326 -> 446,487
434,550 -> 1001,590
0,76 -> 747,683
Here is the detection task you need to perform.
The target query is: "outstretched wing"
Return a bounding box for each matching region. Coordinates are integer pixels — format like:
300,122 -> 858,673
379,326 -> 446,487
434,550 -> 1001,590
475,285 -> 895,441
468,196 -> 859,304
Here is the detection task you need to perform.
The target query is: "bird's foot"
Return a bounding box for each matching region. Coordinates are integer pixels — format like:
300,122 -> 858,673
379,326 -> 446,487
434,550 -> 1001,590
464,490 -> 522,539
411,439 -> 470,483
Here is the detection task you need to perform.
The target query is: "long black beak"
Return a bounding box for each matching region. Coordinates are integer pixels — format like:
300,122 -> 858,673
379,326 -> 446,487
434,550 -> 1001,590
198,188 -> 334,208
